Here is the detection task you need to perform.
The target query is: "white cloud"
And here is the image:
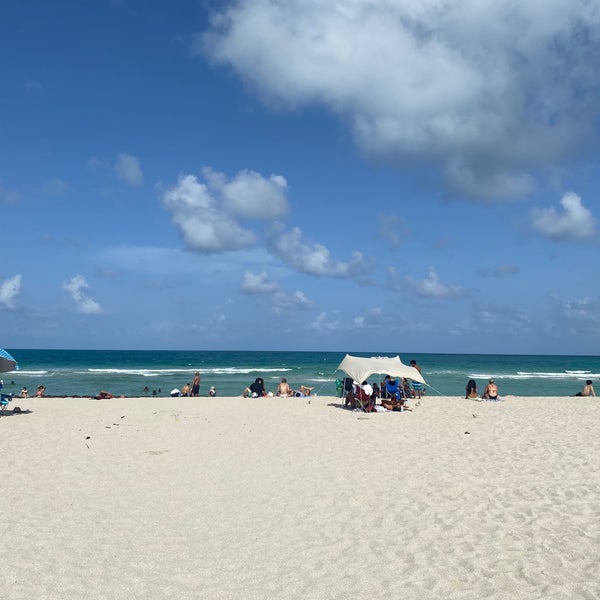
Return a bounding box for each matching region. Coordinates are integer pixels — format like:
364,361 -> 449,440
163,173 -> 255,253
531,192 -> 597,240
309,311 -> 340,332
162,168 -> 289,254
199,1 -> 600,200
272,290 -> 315,314
115,153 -> 143,186
270,226 -> 368,278
240,270 -> 315,313
203,167 -> 289,220
241,271 -> 279,294
62,275 -> 103,314
0,275 -> 22,309
406,266 -> 463,298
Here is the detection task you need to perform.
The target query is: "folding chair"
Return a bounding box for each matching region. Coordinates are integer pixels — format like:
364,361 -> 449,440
0,393 -> 13,415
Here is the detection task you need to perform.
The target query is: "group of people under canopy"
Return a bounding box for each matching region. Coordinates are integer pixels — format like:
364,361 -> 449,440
342,375 -> 421,412
336,354 -> 427,413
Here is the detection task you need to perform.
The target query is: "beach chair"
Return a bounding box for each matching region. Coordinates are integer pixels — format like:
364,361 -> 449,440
0,393 -> 13,415
344,387 -> 376,412
385,379 -> 403,401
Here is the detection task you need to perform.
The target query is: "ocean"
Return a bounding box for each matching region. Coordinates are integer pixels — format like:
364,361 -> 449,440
2,349 -> 599,399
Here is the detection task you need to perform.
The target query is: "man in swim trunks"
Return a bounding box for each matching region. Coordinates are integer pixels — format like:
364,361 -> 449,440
575,380 -> 596,397
409,359 -> 424,399
191,372 -> 201,396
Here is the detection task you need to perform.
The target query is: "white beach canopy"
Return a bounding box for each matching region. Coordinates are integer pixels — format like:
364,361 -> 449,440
336,354 -> 426,385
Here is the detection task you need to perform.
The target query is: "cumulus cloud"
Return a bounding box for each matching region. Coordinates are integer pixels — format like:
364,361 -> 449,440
309,311 -> 340,332
240,270 -> 315,313
531,192 -> 597,240
162,168 -> 289,254
199,1 -> 600,200
62,275 -> 103,314
272,290 -> 315,314
406,266 -> 463,298
270,226 -> 369,278
203,167 -> 289,220
0,275 -> 22,309
115,153 -> 143,186
241,271 -> 280,295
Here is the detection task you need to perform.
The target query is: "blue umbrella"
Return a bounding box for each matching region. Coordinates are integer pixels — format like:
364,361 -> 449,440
0,348 -> 18,373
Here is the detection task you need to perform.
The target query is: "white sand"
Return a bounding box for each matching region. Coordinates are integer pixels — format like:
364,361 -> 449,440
2,394 -> 600,599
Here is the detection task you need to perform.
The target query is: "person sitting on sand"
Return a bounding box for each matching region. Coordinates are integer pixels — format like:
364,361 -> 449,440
361,380 -> 373,398
277,378 -> 293,396
20,386 -> 28,398
292,385 -> 314,397
482,379 -> 499,400
381,396 -> 410,411
465,379 -> 480,399
575,380 -> 596,397
249,377 -> 266,397
180,383 -> 191,396
35,385 -> 46,397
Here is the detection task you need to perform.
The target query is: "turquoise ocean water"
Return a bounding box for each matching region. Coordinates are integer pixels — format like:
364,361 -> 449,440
2,349 -> 599,398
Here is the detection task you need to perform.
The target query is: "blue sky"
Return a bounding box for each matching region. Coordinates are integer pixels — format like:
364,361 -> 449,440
1,0 -> 599,354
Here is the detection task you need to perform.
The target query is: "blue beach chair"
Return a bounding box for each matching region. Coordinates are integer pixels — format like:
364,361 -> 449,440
0,393 -> 13,415
385,378 -> 403,401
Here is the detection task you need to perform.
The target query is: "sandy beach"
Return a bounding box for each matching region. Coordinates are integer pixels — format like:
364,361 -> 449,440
2,394 -> 599,599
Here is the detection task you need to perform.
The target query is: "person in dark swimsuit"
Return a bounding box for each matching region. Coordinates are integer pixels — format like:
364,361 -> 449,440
191,372 -> 201,396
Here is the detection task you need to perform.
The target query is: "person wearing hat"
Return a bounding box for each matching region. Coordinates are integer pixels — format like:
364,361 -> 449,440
482,378 -> 499,400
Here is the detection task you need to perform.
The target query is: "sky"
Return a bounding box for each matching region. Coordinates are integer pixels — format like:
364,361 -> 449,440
1,0 -> 599,355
